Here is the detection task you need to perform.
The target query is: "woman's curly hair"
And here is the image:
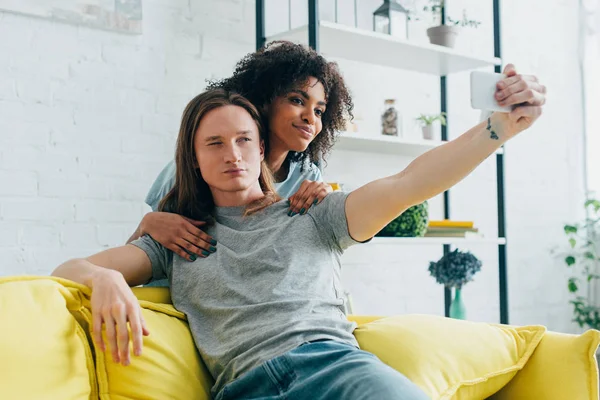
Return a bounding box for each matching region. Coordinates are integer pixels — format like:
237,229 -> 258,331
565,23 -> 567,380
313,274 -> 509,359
206,40 -> 353,168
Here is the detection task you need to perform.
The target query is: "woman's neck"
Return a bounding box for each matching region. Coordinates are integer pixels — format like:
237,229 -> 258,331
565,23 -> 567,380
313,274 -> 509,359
267,143 -> 290,183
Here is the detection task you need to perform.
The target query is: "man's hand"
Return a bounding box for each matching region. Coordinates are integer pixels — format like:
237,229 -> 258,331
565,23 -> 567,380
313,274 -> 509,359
90,269 -> 150,366
140,212 -> 216,261
495,63 -> 547,138
288,180 -> 333,216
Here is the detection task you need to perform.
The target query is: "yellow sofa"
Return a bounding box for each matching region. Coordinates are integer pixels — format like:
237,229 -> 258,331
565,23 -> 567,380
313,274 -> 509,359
1,276 -> 599,400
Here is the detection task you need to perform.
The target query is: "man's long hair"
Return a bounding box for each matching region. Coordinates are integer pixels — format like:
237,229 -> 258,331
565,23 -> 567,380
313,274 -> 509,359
158,89 -> 280,223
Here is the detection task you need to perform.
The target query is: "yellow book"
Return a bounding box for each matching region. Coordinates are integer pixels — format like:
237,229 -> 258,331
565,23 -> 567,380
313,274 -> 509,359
426,227 -> 479,233
428,220 -> 474,229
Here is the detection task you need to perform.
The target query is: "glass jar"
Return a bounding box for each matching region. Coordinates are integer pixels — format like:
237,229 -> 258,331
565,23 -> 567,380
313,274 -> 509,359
381,99 -> 401,136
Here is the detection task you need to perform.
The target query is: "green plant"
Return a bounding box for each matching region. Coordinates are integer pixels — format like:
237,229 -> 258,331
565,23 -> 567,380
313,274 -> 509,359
416,112 -> 447,127
376,201 -> 429,237
446,9 -> 482,28
411,0 -> 481,28
561,198 -> 600,330
428,249 -> 482,289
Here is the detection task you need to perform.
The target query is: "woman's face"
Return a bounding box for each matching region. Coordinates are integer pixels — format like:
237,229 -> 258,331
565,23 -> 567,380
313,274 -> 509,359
194,105 -> 264,195
266,76 -> 327,152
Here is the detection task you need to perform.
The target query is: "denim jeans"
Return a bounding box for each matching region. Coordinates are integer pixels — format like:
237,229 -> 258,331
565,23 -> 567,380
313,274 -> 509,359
214,339 -> 430,400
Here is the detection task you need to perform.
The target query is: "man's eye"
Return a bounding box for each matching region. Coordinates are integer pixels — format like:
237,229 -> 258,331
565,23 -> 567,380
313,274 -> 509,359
208,142 -> 221,146
239,138 -> 251,142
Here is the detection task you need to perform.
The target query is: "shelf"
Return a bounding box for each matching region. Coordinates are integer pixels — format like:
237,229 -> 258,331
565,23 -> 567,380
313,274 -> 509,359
334,132 -> 504,156
267,21 -> 501,76
368,237 -> 507,245
335,133 -> 441,156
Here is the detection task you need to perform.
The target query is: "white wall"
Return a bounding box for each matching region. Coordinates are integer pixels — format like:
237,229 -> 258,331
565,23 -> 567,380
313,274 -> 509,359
0,0 -> 587,333
0,0 -> 255,273
583,0 -> 600,197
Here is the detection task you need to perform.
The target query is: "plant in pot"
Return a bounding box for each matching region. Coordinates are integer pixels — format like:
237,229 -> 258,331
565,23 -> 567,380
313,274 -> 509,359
559,198 -> 600,330
422,0 -> 481,48
376,201 -> 429,237
416,112 -> 446,140
428,249 -> 482,319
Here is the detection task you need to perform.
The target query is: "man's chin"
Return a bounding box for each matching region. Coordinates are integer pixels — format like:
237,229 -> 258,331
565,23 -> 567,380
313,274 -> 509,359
209,178 -> 253,193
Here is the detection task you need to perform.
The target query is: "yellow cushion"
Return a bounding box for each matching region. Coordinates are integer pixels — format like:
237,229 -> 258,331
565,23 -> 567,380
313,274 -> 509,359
93,300 -> 213,400
490,329 -> 600,400
347,315 -> 386,326
0,276 -> 97,400
353,314 -> 546,400
132,286 -> 172,304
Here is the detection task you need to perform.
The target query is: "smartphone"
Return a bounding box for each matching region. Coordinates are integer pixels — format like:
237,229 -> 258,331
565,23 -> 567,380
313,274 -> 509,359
470,71 -> 512,113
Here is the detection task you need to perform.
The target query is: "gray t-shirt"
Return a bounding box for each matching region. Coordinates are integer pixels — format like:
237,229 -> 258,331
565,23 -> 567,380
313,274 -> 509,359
131,191 -> 363,397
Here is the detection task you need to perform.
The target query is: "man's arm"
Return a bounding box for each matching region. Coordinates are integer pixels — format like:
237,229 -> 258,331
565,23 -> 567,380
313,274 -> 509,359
344,64 -> 546,242
345,114 -> 507,242
52,245 -> 153,288
51,245 -> 155,367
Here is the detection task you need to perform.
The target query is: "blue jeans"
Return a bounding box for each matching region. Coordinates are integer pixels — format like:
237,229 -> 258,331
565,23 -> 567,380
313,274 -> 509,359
215,339 -> 430,400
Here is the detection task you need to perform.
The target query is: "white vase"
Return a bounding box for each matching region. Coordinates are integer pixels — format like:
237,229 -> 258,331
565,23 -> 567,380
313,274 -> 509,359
426,25 -> 459,48
422,125 -> 434,140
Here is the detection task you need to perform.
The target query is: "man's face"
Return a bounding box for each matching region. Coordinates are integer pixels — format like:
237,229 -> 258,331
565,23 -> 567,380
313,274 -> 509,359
194,105 -> 264,194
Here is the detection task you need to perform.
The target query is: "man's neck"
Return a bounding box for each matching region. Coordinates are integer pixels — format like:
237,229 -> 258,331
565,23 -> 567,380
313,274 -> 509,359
211,184 -> 265,207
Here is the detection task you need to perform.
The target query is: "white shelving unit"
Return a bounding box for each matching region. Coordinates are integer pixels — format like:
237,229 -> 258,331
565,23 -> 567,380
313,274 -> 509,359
259,2 -> 508,320
335,132 -> 504,156
267,21 -> 501,75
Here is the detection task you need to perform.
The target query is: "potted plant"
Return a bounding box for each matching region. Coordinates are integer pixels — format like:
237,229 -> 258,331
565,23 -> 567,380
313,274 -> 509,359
416,112 -> 446,140
376,201 -> 429,237
559,198 -> 600,330
428,249 -> 482,319
420,0 -> 481,48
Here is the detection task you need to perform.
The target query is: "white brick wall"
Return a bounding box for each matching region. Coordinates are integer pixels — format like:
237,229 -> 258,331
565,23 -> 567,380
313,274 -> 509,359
0,0 -> 588,333
0,0 -> 255,271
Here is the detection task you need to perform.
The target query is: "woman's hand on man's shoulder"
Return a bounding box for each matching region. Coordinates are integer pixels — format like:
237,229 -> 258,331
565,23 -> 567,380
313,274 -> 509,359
287,180 -> 333,217
140,212 -> 217,261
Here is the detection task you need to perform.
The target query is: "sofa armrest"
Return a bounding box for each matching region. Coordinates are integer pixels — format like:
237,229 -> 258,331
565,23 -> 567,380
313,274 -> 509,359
491,329 -> 600,400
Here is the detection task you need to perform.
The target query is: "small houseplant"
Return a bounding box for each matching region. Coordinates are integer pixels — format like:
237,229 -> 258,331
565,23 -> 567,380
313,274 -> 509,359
560,198 -> 600,330
418,0 -> 481,47
416,112 -> 446,140
376,201 -> 429,237
428,249 -> 482,319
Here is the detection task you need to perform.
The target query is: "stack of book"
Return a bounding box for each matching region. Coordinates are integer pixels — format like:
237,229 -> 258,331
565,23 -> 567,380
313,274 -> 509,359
425,220 -> 479,238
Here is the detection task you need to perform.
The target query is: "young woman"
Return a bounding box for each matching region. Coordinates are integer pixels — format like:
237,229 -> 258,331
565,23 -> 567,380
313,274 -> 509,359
129,41 -> 353,266
52,64 -> 546,399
